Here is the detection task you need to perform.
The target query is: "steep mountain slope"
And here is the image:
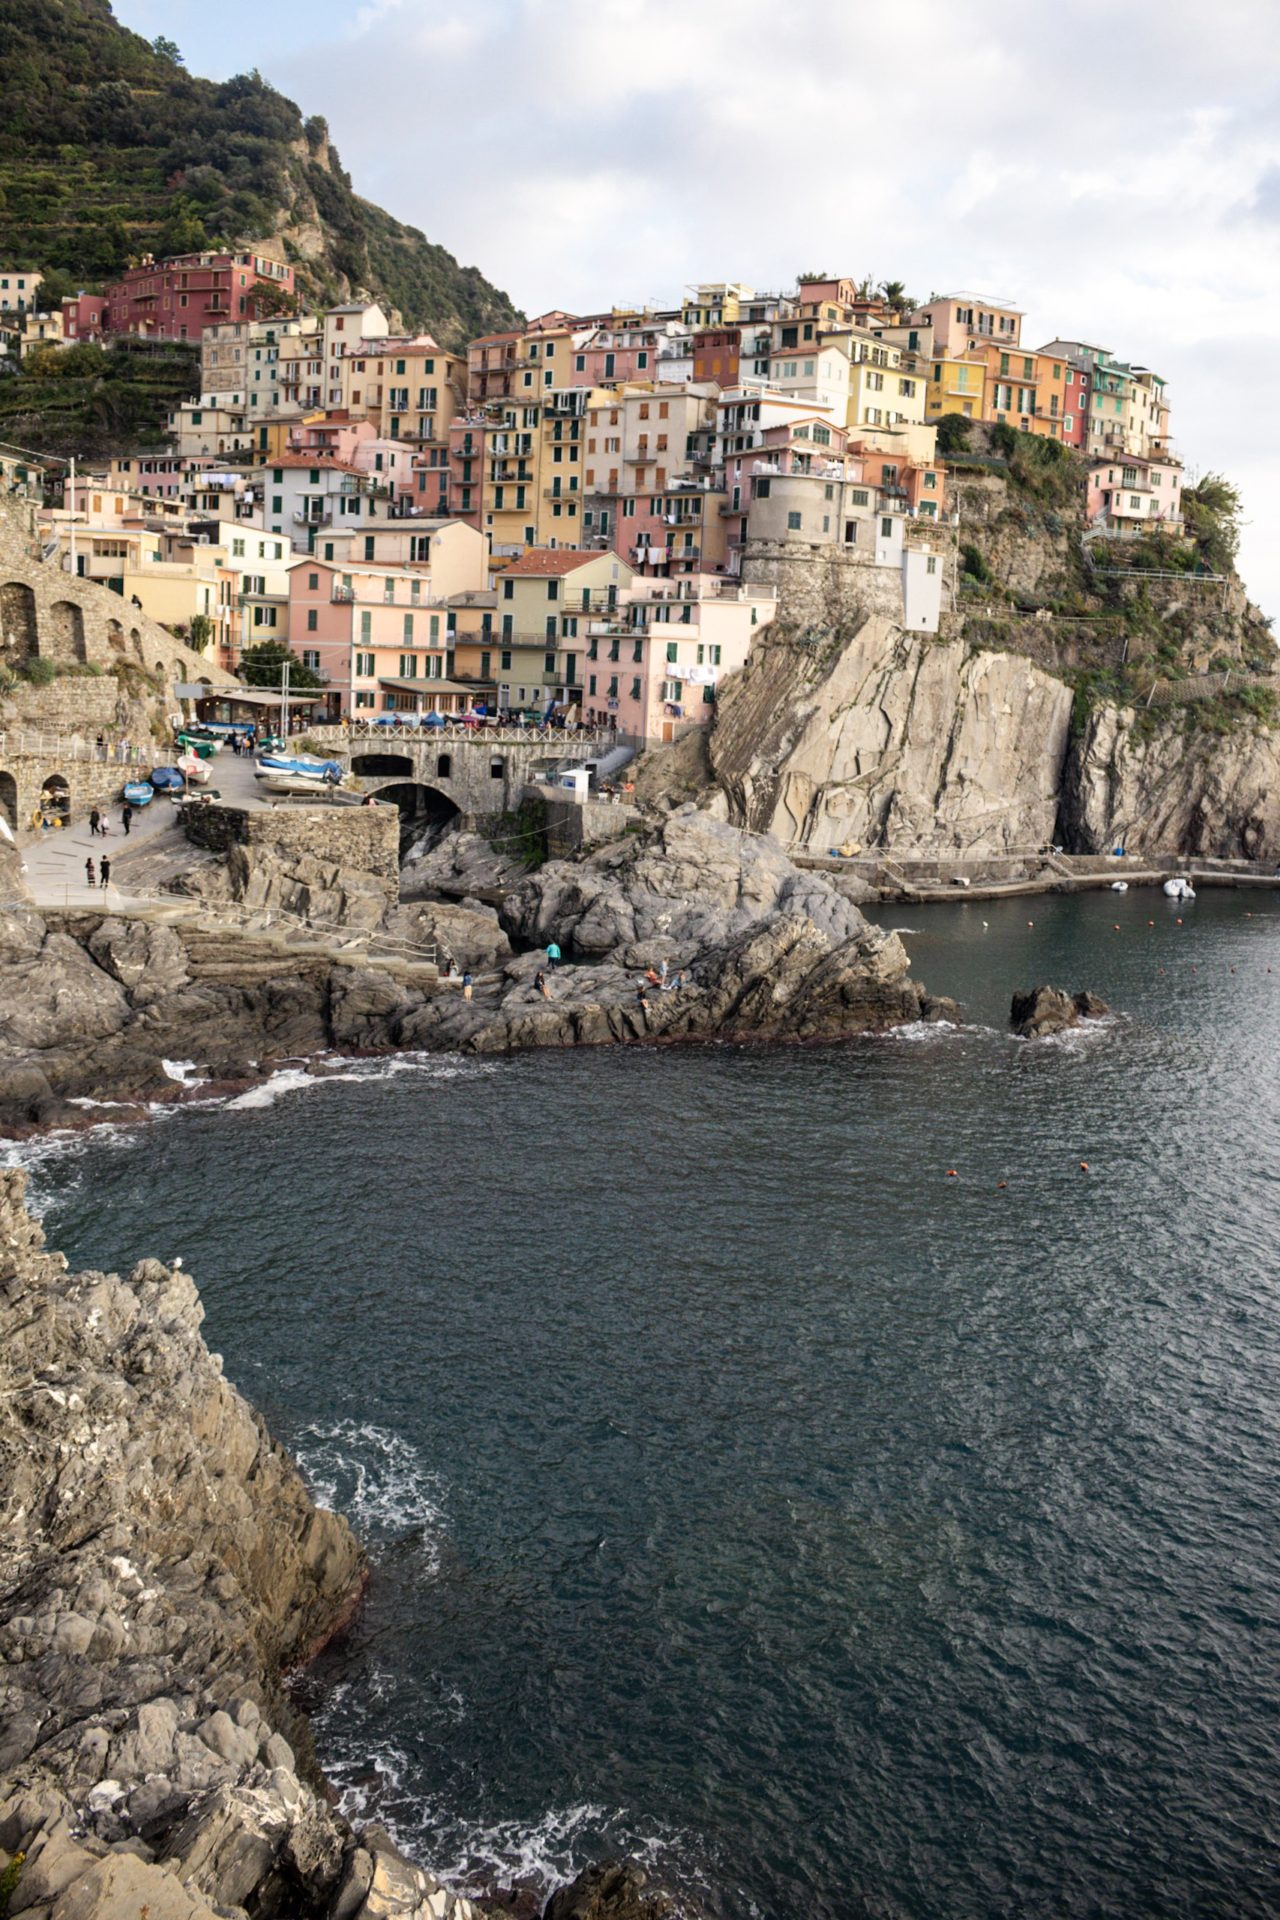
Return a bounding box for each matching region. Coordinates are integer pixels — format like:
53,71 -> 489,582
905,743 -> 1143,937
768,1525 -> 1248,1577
0,0 -> 522,346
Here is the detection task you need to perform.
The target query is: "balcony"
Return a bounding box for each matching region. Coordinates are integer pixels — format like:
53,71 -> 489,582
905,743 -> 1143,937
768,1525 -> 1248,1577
332,584 -> 355,602
295,510 -> 332,528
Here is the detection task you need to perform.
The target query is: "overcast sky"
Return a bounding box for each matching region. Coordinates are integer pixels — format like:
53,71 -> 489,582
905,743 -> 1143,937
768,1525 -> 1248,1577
115,0 -> 1280,616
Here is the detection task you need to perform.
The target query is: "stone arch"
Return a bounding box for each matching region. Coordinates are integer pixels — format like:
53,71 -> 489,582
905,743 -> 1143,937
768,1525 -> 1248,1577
369,781 -> 460,828
0,770 -> 17,830
45,600 -> 87,665
39,772 -> 70,825
155,660 -> 167,681
351,751 -> 414,778
106,618 -> 126,656
130,628 -> 144,661
0,582 -> 37,665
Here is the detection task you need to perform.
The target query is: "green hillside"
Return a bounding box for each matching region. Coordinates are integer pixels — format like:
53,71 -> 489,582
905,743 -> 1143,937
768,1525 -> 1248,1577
0,0 -> 523,347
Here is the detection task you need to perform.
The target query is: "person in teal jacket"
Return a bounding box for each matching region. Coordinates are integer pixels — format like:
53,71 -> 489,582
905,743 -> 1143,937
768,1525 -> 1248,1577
546,941 -> 562,970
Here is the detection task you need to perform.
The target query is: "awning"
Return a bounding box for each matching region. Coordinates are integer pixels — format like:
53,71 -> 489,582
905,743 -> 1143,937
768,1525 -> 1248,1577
377,676 -> 497,694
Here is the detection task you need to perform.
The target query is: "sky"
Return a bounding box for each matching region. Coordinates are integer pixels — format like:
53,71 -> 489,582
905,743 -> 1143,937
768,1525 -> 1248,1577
113,0 -> 1280,616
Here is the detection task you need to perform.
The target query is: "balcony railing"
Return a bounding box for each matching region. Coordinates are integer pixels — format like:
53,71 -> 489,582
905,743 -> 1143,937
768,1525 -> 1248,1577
332,584 -> 355,601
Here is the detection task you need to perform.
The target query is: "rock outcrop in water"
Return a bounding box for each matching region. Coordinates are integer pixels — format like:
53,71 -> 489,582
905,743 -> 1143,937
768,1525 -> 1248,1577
0,1168 -> 483,1920
1009,986 -> 1109,1038
0,812 -> 952,1131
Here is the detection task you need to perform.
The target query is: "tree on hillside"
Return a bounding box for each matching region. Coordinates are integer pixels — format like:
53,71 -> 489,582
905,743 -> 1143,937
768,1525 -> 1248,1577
152,36 -> 184,65
238,641 -> 324,690
935,413 -> 972,454
880,279 -> 917,311
1182,474 -> 1242,575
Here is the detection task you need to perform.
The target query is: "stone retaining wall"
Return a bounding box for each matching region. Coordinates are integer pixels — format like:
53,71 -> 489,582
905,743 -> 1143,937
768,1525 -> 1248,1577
182,800 -> 400,881
4,755 -> 150,835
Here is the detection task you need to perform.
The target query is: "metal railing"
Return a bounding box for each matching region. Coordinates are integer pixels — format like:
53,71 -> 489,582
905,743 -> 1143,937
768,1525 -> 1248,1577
1144,670 -> 1280,707
309,723 -> 620,746
0,732 -> 146,763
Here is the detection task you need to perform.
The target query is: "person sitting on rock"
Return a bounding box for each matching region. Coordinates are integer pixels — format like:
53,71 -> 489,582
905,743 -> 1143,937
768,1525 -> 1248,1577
535,969 -> 550,1000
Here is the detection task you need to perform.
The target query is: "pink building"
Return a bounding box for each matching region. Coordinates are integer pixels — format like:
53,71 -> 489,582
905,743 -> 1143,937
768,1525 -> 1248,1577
585,574 -> 776,745
909,292 -> 1023,356
288,524 -> 488,715
104,250 -> 294,342
1086,453 -> 1184,533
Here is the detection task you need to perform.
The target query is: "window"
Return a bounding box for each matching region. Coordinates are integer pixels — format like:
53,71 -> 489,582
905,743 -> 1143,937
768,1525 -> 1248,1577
355,690 -> 374,709
307,608 -> 318,631
787,511 -> 802,530
403,614 -> 414,641
399,654 -> 417,677
302,649 -> 321,672
881,517 -> 894,538
544,652 -> 556,673
271,496 -> 282,515
360,611 -> 372,640
308,571 -> 319,589
666,641 -> 678,663
501,649 -> 512,670
926,556 -> 937,575
355,651 -> 374,676
232,537 -> 245,557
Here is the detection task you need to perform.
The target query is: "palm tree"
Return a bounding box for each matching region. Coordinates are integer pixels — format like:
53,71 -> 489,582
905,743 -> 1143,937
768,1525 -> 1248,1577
880,280 -> 916,312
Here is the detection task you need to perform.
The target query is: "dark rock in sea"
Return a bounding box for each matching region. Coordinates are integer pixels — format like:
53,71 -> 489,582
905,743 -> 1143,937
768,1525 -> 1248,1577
1010,985 -> 1110,1037
543,1858 -> 674,1920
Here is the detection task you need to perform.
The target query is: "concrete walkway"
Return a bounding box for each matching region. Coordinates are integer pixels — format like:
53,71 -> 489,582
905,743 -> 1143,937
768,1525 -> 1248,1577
18,745 -> 267,910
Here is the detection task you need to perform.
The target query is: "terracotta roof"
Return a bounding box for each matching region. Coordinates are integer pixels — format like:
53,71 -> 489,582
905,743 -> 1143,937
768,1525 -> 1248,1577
500,548 -> 614,578
271,454 -> 362,473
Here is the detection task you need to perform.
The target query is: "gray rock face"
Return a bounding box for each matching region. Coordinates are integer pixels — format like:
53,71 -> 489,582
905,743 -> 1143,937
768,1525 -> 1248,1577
401,827 -> 527,902
711,614 -> 1074,855
0,1171 -> 484,1920
1063,703 -> 1280,859
543,1860 -> 674,1920
1009,985 -> 1109,1037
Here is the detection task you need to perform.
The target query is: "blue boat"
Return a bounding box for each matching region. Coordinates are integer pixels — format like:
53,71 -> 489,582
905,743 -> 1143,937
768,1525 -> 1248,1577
148,766 -> 186,791
123,781 -> 155,806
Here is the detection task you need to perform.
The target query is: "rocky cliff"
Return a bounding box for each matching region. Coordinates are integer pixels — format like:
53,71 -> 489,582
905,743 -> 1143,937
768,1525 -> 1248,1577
711,611 -> 1073,855
0,810 -> 951,1132
0,1167 -> 486,1920
702,443 -> 1279,861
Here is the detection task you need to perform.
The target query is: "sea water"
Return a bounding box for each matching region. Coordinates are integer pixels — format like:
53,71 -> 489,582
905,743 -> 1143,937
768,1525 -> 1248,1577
15,888 -> 1280,1918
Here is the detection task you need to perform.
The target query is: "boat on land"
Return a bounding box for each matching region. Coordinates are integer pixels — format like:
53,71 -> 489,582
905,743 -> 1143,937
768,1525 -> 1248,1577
148,766 -> 186,793
254,753 -> 348,795
1164,876 -> 1197,899
123,781 -> 155,806
176,752 -> 211,786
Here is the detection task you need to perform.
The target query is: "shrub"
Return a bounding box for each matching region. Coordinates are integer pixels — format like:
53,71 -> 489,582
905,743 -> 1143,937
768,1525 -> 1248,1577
19,657 -> 56,686
935,413 -> 972,455
960,542 -> 991,584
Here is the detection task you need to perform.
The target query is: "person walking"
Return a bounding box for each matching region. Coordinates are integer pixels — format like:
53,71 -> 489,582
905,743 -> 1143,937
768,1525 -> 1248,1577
122,804 -> 133,836
84,857 -> 96,888
88,808 -> 101,837
546,940 -> 561,971
99,855 -> 111,890
462,971 -> 474,1002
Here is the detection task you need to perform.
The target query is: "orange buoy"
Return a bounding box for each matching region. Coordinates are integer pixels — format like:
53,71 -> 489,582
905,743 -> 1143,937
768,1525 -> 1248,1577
1176,917 -> 1183,925
1079,1161 -> 1090,1172
996,1180 -> 1007,1189
1027,920 -> 1034,927
1148,920 -> 1155,927
1114,923 -> 1121,930
946,1169 -> 959,1178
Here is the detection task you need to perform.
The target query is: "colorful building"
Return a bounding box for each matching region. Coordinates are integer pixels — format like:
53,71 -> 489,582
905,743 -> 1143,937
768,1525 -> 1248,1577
1086,453 -> 1184,534
492,547 -> 634,715
104,250 -> 294,342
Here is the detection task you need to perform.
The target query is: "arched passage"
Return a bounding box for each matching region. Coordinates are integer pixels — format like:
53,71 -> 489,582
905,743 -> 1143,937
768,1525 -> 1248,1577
45,601 -> 86,664
370,781 -> 460,827
351,751 -> 415,778
0,583 -> 37,665
0,771 -> 17,830
39,773 -> 70,825
106,619 -> 126,656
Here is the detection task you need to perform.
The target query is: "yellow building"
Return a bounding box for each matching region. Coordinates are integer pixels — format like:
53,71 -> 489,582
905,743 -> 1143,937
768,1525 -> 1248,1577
682,283 -> 753,328
492,546 -> 635,714
925,353 -> 987,424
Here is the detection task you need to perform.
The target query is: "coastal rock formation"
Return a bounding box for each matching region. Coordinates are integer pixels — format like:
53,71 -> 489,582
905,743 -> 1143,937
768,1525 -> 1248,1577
0,1169 -> 482,1920
0,812 -> 950,1130
543,1860 -> 673,1920
711,613 -> 1074,855
1063,704 -> 1280,858
1009,986 -> 1109,1038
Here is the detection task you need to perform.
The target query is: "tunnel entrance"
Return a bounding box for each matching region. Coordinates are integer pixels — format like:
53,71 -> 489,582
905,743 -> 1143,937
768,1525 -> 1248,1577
351,752 -> 415,778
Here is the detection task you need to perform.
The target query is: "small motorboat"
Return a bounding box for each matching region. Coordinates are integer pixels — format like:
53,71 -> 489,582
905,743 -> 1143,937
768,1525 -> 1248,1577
1110,880 -> 1128,892
176,731 -> 220,759
148,766 -> 186,792
1163,876 -> 1196,899
177,752 -> 211,786
123,781 -> 155,806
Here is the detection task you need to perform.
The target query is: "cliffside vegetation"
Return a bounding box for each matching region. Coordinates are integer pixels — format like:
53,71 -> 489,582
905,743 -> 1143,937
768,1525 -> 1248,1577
0,338 -> 198,457
0,0 -> 522,345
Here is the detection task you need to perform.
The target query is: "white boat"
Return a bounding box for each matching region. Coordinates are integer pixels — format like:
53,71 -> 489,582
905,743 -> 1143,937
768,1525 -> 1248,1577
177,753 -> 211,786
254,753 -> 343,785
1110,880 -> 1128,892
1163,876 -> 1197,899
258,769 -> 358,797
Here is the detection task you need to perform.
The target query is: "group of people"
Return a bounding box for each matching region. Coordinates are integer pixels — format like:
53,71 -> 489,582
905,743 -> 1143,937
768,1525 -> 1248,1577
635,956 -> 685,1013
84,854 -> 111,889
89,804 -> 134,839
92,734 -> 136,764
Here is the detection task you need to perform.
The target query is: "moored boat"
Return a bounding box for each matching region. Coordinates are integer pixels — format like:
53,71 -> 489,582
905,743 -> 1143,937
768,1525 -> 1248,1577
123,781 -> 155,806
148,766 -> 186,792
1163,876 -> 1196,899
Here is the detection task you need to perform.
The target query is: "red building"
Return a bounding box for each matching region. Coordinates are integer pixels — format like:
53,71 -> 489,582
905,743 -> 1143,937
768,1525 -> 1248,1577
103,250 -> 294,342
61,293 -> 107,343
692,327 -> 741,386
